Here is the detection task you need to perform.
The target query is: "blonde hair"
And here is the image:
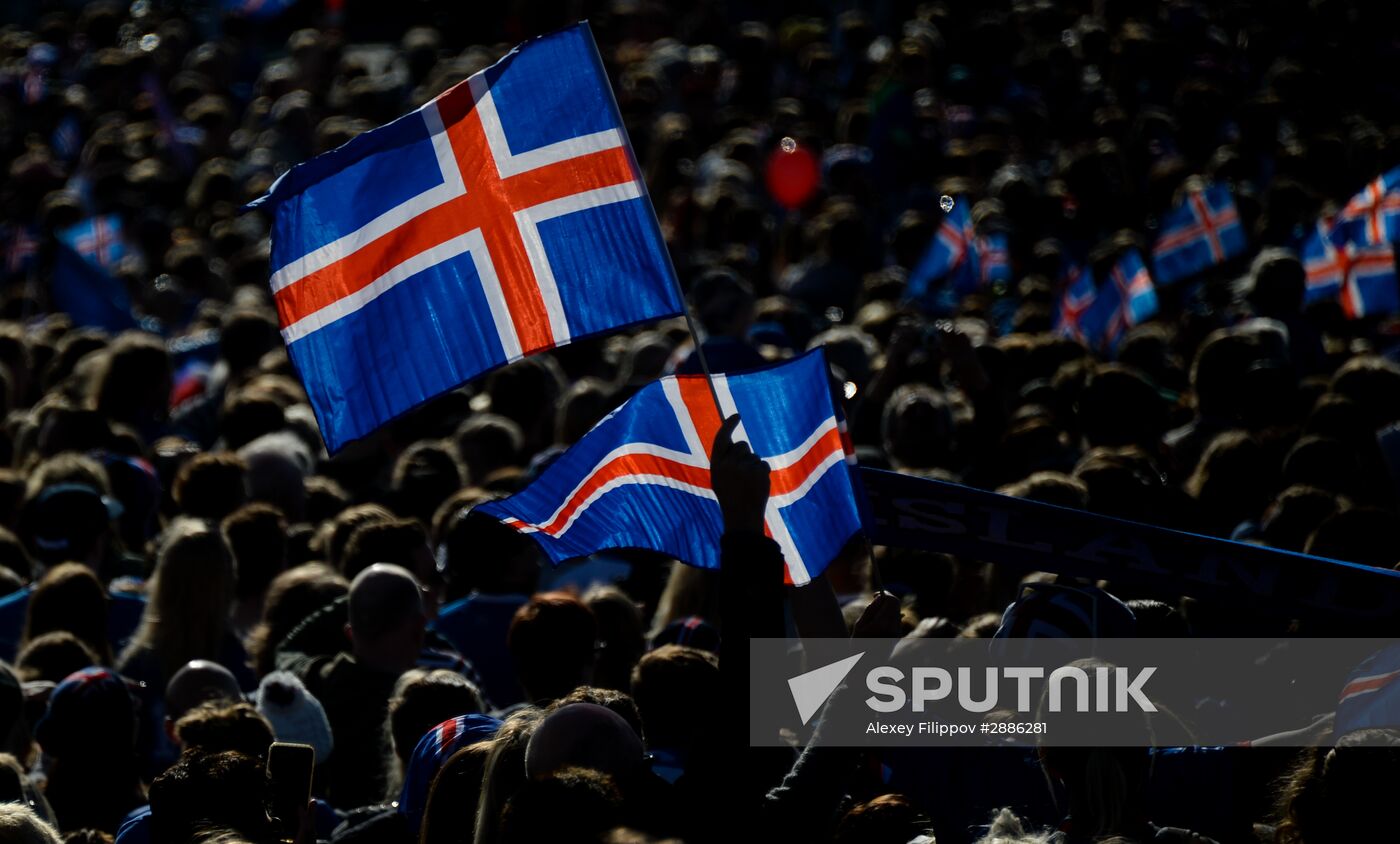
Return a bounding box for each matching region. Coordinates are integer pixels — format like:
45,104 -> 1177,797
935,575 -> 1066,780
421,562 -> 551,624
472,707 -> 543,844
119,520 -> 235,682
0,803 -> 61,844
972,808 -> 1055,844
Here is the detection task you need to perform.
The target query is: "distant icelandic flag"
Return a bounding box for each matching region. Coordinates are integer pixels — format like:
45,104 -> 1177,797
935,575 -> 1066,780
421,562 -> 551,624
1300,218 -> 1346,303
3,225 -> 39,277
1082,249 -> 1157,350
976,232 -> 1011,287
1336,166 -> 1400,247
53,215 -> 137,332
908,198 -> 979,308
246,23 -> 683,453
478,350 -> 863,585
1337,240 -> 1398,319
1054,262 -> 1098,343
1151,183 -> 1246,284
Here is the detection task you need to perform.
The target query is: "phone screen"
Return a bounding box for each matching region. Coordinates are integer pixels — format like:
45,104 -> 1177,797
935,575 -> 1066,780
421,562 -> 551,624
266,741 -> 316,844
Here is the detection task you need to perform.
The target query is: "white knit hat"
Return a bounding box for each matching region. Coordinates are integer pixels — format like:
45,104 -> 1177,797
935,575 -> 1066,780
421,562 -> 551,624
253,671 -> 334,764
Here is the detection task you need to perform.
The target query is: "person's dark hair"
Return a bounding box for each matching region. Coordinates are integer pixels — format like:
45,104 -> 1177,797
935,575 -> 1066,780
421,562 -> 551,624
687,267 -> 755,336
247,563 -> 348,678
452,414 -> 525,481
436,505 -> 540,600
174,702 -> 275,760
341,518 -> 430,581
173,453 -> 248,521
16,632 -> 103,684
320,503 -> 394,575
497,767 -> 623,844
629,645 -> 718,750
1189,329 -> 1258,422
582,586 -> 646,693
221,503 -> 288,604
552,687 -> 643,739
302,476 -> 351,526
833,793 -> 934,844
998,472 -> 1088,509
1305,506 -> 1400,569
387,668 -> 486,766
92,332 -> 171,434
508,592 -> 597,703
1261,485 -> 1344,553
881,385 -> 954,470
1076,364 -> 1168,449
220,391 -> 286,451
390,440 -> 464,526
219,308 -> 281,378
1185,430 -> 1275,538
148,750 -> 273,844
22,563 -> 111,664
555,379 -> 613,446
1329,356 -> 1400,431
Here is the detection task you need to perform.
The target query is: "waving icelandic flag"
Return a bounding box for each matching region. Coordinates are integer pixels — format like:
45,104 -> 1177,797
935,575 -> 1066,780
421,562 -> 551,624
1335,642 -> 1400,738
1336,166 -> 1400,247
1337,240 -> 1399,319
247,23 -> 683,452
1150,183 -> 1246,285
907,198 -> 979,308
478,351 -> 862,585
1300,218 -> 1346,303
53,215 -> 138,333
1054,262 -> 1098,343
1079,249 -> 1157,351
976,232 -> 1011,287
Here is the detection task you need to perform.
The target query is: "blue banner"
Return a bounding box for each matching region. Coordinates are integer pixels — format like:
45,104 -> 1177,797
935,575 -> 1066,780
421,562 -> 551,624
860,467 -> 1400,622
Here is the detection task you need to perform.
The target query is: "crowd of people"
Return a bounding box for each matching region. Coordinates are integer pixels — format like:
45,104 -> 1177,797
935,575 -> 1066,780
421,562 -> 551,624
1,1 -> 1399,843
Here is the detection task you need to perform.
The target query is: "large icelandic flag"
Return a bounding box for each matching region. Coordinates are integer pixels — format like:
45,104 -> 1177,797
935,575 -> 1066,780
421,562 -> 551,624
248,23 -> 683,452
478,351 -> 863,585
1150,182 -> 1246,284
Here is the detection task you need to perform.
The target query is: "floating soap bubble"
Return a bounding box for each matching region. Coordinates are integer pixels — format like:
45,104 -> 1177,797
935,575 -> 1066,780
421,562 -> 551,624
139,33 -> 160,52
939,195 -> 955,213
780,136 -> 798,154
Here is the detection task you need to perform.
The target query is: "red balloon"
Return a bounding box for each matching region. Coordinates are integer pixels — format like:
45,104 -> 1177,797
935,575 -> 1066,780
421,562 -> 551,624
765,143 -> 820,210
